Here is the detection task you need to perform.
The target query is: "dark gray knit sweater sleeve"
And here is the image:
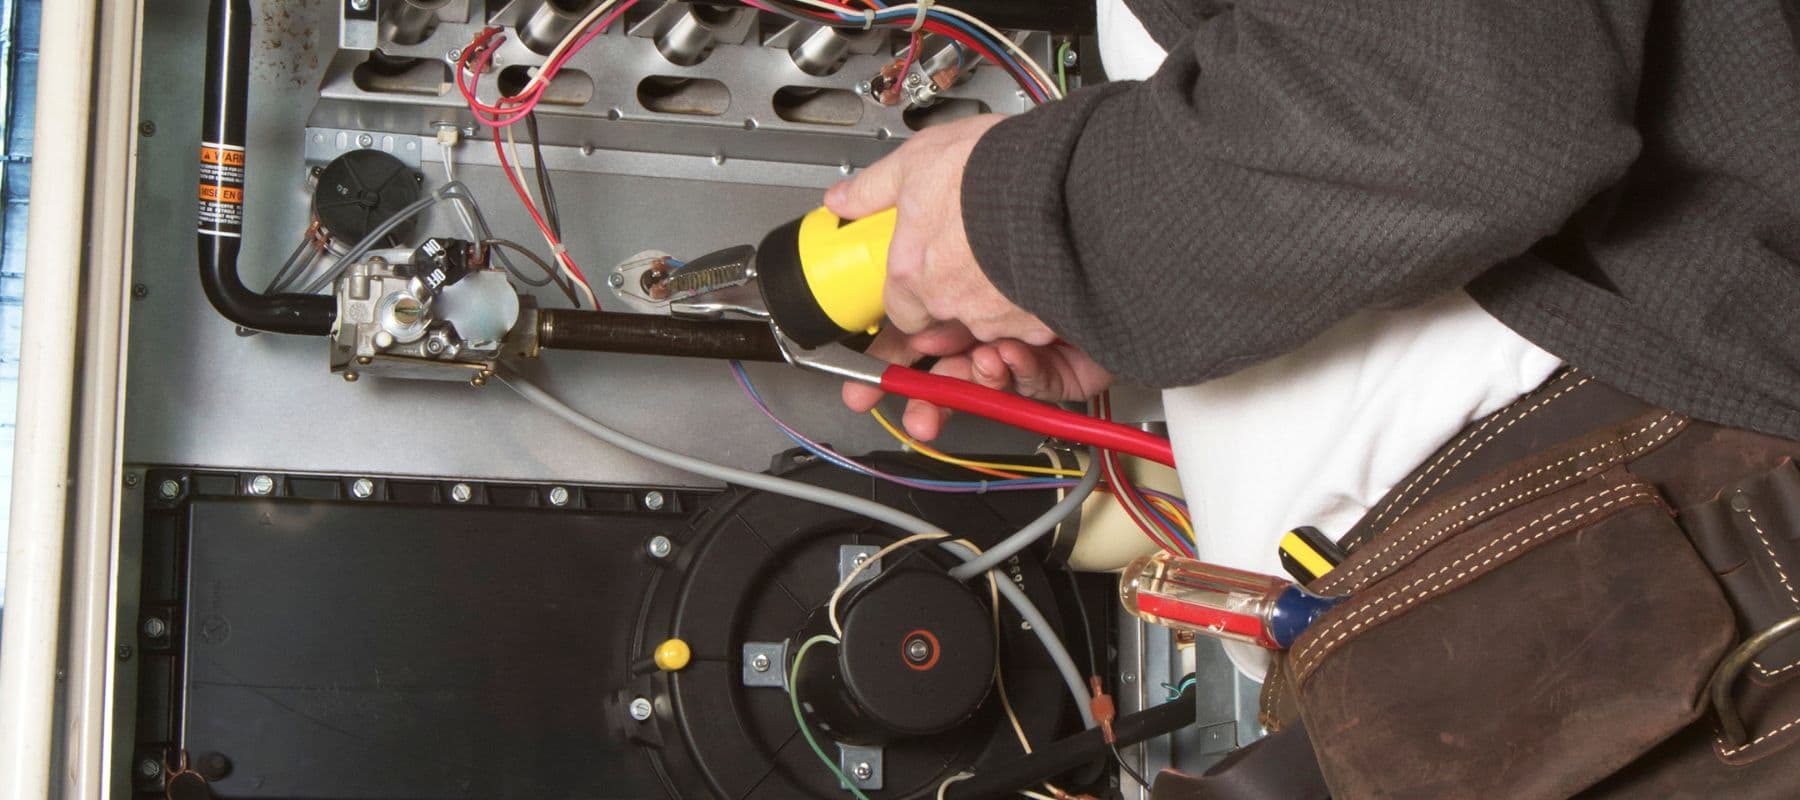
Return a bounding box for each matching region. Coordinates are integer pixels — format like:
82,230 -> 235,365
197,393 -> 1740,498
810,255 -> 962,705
961,1 -> 1649,387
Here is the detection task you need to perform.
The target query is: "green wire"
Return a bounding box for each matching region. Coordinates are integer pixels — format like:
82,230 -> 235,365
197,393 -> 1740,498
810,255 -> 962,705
790,634 -> 873,800
1055,40 -> 1071,95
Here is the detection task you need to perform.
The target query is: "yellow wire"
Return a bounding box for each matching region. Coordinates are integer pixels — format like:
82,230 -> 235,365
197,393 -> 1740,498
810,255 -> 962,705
869,409 -> 1086,478
1145,494 -> 1194,538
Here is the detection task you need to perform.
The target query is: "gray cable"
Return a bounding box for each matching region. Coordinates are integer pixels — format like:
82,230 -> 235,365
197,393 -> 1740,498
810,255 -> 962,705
499,367 -> 1096,728
948,447 -> 1100,581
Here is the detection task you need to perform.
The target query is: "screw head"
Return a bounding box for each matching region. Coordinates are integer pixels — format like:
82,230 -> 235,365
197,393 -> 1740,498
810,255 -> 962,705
851,553 -> 869,567
1121,672 -> 1137,685
461,126 -> 477,139
351,478 -> 375,499
547,486 -> 571,506
350,0 -> 371,10
905,638 -> 931,663
447,47 -> 463,63
852,762 -> 873,782
1020,620 -> 1032,631
116,645 -> 133,661
124,472 -> 140,488
138,758 -> 162,778
644,490 -> 666,511
608,273 -> 625,289
647,535 -> 673,559
450,483 -> 474,503
357,133 -> 375,148
854,80 -> 871,96
750,653 -> 771,672
1061,48 -> 1079,67
629,697 -> 653,721
132,283 -> 149,299
158,479 -> 180,500
142,617 -> 168,638
138,120 -> 155,137
470,374 -> 488,387
248,474 -> 275,496
344,371 -> 360,382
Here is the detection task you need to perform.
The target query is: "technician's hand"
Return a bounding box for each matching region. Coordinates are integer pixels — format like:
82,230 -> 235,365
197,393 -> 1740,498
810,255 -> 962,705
826,114 -> 1111,439
823,113 -> 1052,345
842,326 -> 1114,441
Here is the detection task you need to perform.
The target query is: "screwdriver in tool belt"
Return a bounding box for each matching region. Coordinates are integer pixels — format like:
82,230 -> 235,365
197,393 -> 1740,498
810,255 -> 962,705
1122,552 -> 1347,650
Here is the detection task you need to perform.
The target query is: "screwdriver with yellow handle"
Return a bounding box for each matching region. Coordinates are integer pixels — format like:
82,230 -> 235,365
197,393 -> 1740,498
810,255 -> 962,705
754,207 -> 899,348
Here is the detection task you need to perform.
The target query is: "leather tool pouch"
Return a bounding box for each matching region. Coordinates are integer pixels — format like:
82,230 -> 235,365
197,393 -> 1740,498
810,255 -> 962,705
1252,372 -> 1800,799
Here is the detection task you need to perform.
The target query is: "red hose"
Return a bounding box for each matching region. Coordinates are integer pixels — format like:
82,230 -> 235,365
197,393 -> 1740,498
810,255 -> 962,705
879,366 -> 1176,467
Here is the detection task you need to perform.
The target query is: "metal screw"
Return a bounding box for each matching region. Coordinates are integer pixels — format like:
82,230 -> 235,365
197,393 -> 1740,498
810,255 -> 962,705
461,125 -> 477,139
1061,47 -> 1079,68
158,479 -> 180,500
351,478 -> 375,499
644,490 -> 666,511
344,371 -> 360,382
248,474 -> 275,496
138,758 -> 162,779
356,355 -> 372,365
132,283 -> 149,299
852,762 -> 874,782
647,535 -> 673,559
629,697 -> 653,721
116,645 -> 133,661
854,80 -> 871,96
547,486 -> 570,506
852,553 -> 869,567
1020,620 -> 1032,631
138,120 -> 155,137
450,483 -> 474,503
350,0 -> 371,10
124,473 -> 140,488
470,374 -> 488,387
357,133 -> 375,148
446,47 -> 464,63
1121,673 -> 1137,685
750,653 -> 771,673
905,638 -> 930,662
142,617 -> 167,638
608,273 -> 625,289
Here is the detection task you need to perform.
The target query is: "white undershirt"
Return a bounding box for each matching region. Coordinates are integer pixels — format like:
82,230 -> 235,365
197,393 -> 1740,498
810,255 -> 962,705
1096,0 -> 1565,680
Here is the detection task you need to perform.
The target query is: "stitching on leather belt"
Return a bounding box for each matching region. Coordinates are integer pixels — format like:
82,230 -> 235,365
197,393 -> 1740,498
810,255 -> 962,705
1716,709 -> 1800,760
1363,372 -> 1590,534
1741,502 -> 1800,678
1319,411 -> 1684,595
1293,484 -> 1662,684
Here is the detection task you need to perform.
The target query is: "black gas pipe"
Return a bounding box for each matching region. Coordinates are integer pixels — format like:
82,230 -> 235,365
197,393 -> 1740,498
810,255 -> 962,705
198,0 -> 336,335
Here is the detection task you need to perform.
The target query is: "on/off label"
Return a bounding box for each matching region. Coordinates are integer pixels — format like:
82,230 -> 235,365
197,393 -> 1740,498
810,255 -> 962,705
198,142 -> 246,237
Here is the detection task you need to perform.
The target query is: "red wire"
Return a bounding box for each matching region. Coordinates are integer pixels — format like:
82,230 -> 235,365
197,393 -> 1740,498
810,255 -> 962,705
491,133 -> 594,297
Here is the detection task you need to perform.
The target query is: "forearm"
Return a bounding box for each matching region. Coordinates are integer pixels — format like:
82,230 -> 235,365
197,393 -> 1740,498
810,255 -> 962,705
962,0 -> 1648,386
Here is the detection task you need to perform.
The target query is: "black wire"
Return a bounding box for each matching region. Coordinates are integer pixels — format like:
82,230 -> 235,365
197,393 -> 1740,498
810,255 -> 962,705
481,238 -> 580,305
1112,742 -> 1151,790
525,112 -> 561,239
1064,566 -> 1100,678
1066,566 -> 1151,791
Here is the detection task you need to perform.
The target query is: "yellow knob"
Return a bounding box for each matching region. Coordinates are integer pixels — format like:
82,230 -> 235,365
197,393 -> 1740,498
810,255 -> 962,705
654,638 -> 691,672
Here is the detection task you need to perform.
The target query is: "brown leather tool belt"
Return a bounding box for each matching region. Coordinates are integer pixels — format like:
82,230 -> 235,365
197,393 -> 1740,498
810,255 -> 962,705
1159,369 -> 1800,799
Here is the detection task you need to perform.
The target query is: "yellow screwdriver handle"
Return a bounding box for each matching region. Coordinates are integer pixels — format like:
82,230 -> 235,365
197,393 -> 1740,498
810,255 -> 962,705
794,206 -> 897,338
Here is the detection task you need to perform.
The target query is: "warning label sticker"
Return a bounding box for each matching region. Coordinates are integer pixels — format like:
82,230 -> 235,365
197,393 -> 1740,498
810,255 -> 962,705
197,142 -> 245,237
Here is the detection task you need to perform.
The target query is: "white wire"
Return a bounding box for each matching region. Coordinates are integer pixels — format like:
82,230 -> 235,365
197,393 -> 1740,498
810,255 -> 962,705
502,123 -> 598,309
828,532 -> 948,636
879,3 -> 1062,99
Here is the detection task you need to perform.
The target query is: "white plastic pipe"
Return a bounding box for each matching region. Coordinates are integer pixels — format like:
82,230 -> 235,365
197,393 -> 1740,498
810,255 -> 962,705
0,0 -> 103,797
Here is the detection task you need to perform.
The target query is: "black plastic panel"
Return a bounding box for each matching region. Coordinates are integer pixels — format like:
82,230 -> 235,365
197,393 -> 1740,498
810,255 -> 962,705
176,497 -> 674,799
